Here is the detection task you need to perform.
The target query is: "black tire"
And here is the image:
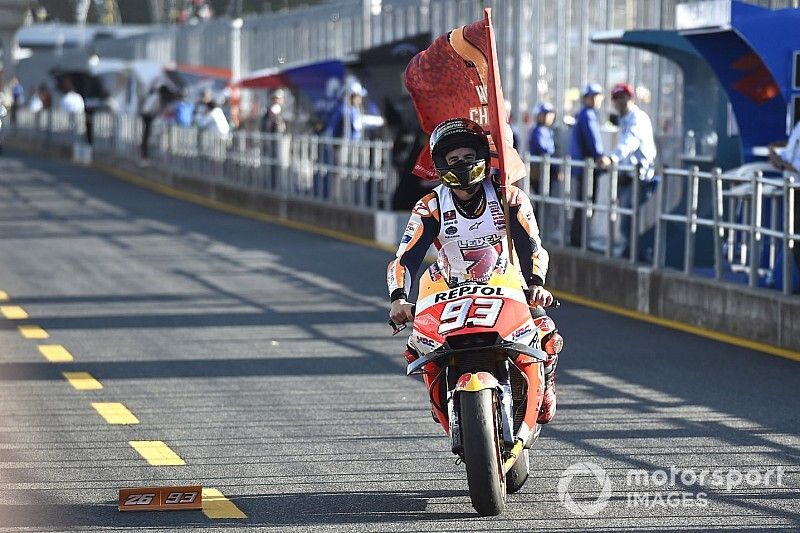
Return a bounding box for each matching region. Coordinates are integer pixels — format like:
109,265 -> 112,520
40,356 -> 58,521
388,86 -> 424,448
505,448 -> 530,494
460,389 -> 506,516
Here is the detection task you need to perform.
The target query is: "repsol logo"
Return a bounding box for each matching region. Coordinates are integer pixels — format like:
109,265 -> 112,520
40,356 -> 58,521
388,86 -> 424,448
434,286 -> 505,303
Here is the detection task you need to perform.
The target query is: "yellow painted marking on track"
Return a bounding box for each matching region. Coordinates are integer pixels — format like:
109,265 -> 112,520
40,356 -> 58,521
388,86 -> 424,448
17,325 -> 49,339
0,290 -> 8,301
202,488 -> 247,519
129,441 -> 185,466
92,402 -> 139,424
1,305 -> 29,320
37,344 -> 74,362
94,163 -> 800,364
551,289 -> 800,363
63,372 -> 103,390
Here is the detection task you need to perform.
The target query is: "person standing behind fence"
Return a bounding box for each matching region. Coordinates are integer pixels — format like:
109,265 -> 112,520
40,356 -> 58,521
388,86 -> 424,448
569,83 -> 611,246
529,102 -> 556,158
171,89 -> 194,127
260,89 -> 287,188
9,78 -> 24,127
260,89 -> 286,135
9,78 -> 24,126
528,102 -> 558,189
29,83 -> 48,113
767,120 -> 800,175
319,85 -> 365,199
59,77 -> 84,117
326,88 -> 364,141
139,84 -> 167,159
193,88 -> 212,126
608,82 -> 657,258
197,95 -> 230,170
768,118 -> 800,282
199,97 -> 230,136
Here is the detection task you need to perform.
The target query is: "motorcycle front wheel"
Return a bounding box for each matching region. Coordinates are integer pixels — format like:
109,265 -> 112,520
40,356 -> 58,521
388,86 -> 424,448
460,389 -> 506,516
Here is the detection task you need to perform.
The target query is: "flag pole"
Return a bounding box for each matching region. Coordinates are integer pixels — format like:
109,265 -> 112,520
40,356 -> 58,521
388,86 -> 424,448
483,8 -> 515,264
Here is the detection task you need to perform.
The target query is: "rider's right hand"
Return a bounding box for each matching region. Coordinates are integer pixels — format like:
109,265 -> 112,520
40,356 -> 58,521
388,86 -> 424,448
528,285 -> 554,308
390,299 -> 415,325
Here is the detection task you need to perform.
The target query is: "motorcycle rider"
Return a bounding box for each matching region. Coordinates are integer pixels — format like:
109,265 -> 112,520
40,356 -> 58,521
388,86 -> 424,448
387,117 -> 561,424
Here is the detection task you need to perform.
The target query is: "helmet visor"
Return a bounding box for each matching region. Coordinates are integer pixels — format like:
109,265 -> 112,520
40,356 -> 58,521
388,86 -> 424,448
438,159 -> 486,189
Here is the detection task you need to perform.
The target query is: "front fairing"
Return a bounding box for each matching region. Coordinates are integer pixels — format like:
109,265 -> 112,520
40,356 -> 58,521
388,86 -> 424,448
410,251 -> 535,356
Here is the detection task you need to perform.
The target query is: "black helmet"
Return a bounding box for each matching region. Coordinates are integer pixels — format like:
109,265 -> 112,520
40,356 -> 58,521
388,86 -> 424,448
429,118 -> 490,189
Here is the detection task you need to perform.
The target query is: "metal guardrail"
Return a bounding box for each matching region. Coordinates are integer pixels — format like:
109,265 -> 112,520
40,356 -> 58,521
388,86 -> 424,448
14,107 -> 86,145
11,109 -> 397,212
525,154 -> 799,295
7,109 -> 799,295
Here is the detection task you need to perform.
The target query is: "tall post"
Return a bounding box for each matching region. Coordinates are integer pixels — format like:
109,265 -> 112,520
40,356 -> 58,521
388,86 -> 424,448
362,0 -> 374,49
782,175 -> 794,295
749,170 -> 763,288
684,166 -> 699,275
711,167 -> 723,281
511,0 -> 523,144
653,168 -> 666,269
230,17 -> 243,82
230,17 -> 243,128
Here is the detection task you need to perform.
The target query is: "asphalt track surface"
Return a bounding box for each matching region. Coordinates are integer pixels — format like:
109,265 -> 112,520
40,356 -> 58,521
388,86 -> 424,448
0,150 -> 798,532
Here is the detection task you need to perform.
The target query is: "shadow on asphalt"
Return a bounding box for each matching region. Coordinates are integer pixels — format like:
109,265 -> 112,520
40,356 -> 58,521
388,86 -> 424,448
0,353 -> 403,381
5,152 -> 800,436
553,301 -> 800,453
234,489 -> 472,524
4,152 -> 800,529
5,309 -> 385,330
0,490 -> 472,528
3,151 -> 393,305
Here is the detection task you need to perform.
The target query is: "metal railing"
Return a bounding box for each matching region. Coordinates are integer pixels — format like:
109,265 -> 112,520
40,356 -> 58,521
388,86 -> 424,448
6,109 -> 799,295
11,109 -> 397,212
662,164 -> 798,293
525,154 -> 799,295
14,106 -> 86,146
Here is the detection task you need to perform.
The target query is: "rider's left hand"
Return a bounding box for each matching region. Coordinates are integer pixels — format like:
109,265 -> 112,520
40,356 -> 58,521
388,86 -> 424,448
528,285 -> 553,308
389,299 -> 415,325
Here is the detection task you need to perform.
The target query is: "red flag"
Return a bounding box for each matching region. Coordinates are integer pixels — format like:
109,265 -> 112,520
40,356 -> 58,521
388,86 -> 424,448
403,9 -> 525,184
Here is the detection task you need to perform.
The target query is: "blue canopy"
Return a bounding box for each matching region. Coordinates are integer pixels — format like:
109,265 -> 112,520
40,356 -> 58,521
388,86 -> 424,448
679,0 -> 800,161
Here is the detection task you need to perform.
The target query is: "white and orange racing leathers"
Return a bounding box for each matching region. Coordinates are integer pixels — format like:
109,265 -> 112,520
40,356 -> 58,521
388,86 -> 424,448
387,178 -> 549,302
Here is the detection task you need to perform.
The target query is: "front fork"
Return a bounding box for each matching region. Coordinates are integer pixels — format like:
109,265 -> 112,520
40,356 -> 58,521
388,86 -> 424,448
447,367 -> 515,456
496,362 -> 515,445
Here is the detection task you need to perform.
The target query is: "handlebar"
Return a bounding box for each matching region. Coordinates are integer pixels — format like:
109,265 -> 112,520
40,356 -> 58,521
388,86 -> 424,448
388,320 -> 407,336
388,304 -> 416,336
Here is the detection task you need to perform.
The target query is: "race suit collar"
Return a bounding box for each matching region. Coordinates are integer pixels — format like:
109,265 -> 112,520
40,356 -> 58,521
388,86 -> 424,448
452,182 -> 486,219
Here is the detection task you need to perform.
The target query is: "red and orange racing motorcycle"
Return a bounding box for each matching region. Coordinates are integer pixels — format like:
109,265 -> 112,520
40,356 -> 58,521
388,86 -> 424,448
392,241 -> 563,516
